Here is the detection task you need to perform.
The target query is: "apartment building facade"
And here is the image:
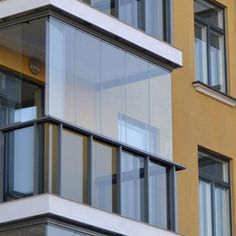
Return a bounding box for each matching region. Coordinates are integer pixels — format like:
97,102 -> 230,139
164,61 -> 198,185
0,0 -> 235,236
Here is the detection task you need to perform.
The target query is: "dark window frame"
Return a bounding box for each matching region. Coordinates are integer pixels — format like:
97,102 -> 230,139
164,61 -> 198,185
198,148 -> 232,236
194,0 -> 227,93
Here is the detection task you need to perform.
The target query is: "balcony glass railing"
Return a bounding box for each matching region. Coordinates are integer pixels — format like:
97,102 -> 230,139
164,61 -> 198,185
0,116 -> 183,231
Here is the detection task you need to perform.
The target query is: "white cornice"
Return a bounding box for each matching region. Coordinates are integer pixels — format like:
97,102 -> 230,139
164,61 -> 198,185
0,194 -> 181,236
0,0 -> 183,68
193,82 -> 236,107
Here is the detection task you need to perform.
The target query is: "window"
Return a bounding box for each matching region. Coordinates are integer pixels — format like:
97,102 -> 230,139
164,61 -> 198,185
81,0 -> 171,42
194,0 -> 226,92
199,149 -> 231,236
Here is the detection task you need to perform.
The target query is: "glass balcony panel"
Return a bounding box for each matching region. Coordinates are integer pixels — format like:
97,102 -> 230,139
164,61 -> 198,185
145,0 -> 164,40
149,161 -> 168,228
121,151 -> 145,221
92,140 -> 117,213
8,126 -> 35,198
61,129 -> 88,203
91,0 -> 116,15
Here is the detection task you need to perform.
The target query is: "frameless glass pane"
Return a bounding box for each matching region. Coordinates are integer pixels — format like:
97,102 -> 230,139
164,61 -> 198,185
214,187 -> 230,236
194,0 -> 224,29
75,29 -> 102,133
92,141 -> 117,213
0,230 -> 19,236
8,126 -> 35,197
125,54 -> 149,152
91,0 -> 116,15
210,31 -> 225,92
199,151 -> 229,182
119,0 -> 140,28
121,152 -> 145,221
195,24 -> 208,84
0,24 -> 22,126
101,42 -> 125,140
145,0 -> 164,40
149,161 -> 168,228
61,129 -> 88,203
48,19 -> 76,123
149,64 -> 172,158
199,180 -> 212,236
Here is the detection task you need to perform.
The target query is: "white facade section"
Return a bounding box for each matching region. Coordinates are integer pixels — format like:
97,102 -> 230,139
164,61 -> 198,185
0,194 -> 182,236
0,0 -> 183,67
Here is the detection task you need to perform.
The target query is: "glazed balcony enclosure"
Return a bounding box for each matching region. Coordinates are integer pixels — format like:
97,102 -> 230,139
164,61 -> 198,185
0,14 -> 183,232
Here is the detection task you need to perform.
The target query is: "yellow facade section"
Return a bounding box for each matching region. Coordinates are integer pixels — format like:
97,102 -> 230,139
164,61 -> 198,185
173,0 -> 236,235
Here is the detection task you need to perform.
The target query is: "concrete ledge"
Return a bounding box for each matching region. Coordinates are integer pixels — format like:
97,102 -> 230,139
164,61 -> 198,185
0,0 -> 183,68
193,82 -> 236,107
0,194 -> 181,236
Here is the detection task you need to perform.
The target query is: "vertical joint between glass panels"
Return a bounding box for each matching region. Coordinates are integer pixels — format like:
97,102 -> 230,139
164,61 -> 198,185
88,135 -> 93,205
145,156 -> 149,223
57,123 -> 63,196
34,123 -> 39,195
117,146 -> 122,214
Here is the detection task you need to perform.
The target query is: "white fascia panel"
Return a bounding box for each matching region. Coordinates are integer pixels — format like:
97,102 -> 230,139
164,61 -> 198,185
0,194 -> 182,236
0,0 -> 183,67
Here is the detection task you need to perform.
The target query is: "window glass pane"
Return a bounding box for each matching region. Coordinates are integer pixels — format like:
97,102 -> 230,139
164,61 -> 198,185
194,0 -> 224,29
20,225 -> 46,236
149,161 -> 168,228
61,129 -> 88,203
121,152 -> 145,221
210,31 -> 225,92
101,42 -> 125,140
214,186 -> 230,236
119,0 -> 139,28
47,225 -> 73,236
8,126 -> 35,197
91,0 -> 116,15
195,24 -> 208,84
199,151 -> 229,182
92,141 -> 117,213
199,180 -> 212,236
145,0 -> 164,40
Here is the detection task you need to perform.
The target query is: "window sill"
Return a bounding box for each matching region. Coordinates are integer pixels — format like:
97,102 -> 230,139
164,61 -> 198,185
192,81 -> 236,107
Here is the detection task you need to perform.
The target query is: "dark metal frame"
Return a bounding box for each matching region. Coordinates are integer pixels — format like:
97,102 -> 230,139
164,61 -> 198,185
198,147 -> 232,236
194,0 -> 227,93
0,116 -> 184,232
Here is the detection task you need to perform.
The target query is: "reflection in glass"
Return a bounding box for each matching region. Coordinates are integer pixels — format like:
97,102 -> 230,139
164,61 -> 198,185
199,150 -> 229,182
61,129 -> 88,203
92,141 -> 117,213
149,161 -> 168,228
0,18 -> 45,127
214,187 -> 230,236
145,0 -> 164,40
0,225 -> 45,236
121,152 -> 145,221
199,180 -> 212,236
210,31 -> 225,92
195,24 -> 208,84
8,126 -> 35,197
91,0 -> 116,15
48,17 -> 172,159
194,0 -> 223,29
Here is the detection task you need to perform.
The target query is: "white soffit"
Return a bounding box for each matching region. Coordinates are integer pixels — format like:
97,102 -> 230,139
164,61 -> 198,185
0,194 -> 182,236
0,0 -> 183,67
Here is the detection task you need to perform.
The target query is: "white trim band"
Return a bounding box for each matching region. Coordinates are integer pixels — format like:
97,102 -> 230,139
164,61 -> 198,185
0,194 -> 181,236
0,0 -> 183,67
193,82 -> 236,107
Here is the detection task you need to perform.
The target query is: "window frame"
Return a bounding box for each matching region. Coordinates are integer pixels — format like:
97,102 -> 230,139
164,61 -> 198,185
198,148 -> 232,236
194,0 -> 227,93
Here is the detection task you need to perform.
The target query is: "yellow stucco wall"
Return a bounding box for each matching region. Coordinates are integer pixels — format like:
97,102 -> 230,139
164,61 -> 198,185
173,0 -> 236,235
